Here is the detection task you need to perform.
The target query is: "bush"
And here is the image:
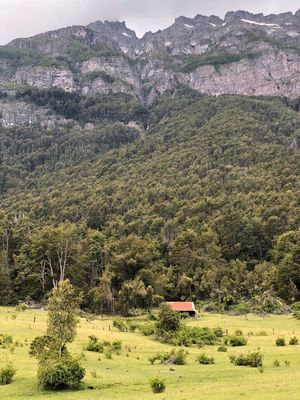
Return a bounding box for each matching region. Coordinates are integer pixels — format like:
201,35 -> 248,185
289,337 -> 298,345
0,364 -> 16,385
149,349 -> 187,365
86,335 -> 103,352
38,357 -> 85,390
172,349 -> 187,365
150,377 -> 166,393
291,302 -> 300,311
276,337 -> 286,346
235,329 -> 243,336
111,340 -> 122,352
139,322 -> 156,336
147,311 -> 157,321
230,352 -> 263,368
127,321 -> 139,332
197,353 -> 215,364
104,349 -> 112,359
217,345 -> 228,352
256,331 -> 268,336
112,318 -> 127,332
0,334 -> 13,348
224,335 -> 247,347
174,326 -> 219,347
293,311 -> 300,320
156,303 -> 181,335
213,327 -> 224,338
15,303 -> 28,312
273,359 -> 280,367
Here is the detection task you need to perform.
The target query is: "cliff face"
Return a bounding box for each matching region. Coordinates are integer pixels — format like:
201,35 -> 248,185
0,9 -> 300,109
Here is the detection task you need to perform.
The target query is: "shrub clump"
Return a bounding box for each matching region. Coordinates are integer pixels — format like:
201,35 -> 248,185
289,337 -> 298,345
0,364 -> 16,385
139,322 -> 156,336
86,336 -> 122,354
217,345 -> 228,352
15,303 -> 28,312
276,337 -> 286,346
150,377 -> 166,393
112,318 -> 127,332
229,352 -> 263,368
149,349 -> 187,365
38,357 -> 85,390
224,335 -> 247,347
171,326 -> 220,347
86,335 -> 104,352
0,334 -> 13,348
197,353 -> 215,364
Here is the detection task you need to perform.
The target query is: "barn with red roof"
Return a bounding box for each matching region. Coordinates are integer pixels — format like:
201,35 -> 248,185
166,302 -> 197,317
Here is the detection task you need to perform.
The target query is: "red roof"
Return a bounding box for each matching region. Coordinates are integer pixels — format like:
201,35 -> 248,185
167,302 -> 196,312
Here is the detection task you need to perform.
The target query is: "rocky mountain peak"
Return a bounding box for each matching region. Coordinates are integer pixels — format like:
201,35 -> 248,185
1,8 -> 300,107
87,19 -> 141,57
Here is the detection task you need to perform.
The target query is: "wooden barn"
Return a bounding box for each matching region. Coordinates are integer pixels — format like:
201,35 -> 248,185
166,302 -> 197,317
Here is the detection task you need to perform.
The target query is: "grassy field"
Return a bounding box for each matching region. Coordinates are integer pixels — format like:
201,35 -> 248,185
1,307 -> 300,399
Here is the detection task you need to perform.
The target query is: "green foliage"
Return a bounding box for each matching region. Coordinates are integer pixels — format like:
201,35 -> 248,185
86,335 -> 104,352
37,356 -> 85,390
29,336 -> 63,361
273,230 -> 300,302
230,352 -> 263,367
156,303 -> 181,336
30,281 -> 85,390
15,303 -> 28,312
149,377 -> 166,393
86,336 -> 121,355
111,340 -> 122,352
113,318 -> 128,332
149,349 -> 187,365
174,326 -> 219,346
293,311 -> 300,320
0,364 -> 16,385
0,334 -> 13,348
46,280 -> 82,356
291,302 -> 300,311
217,345 -> 228,352
139,322 -> 156,336
181,52 -> 258,73
0,94 -> 300,308
16,88 -> 147,124
197,353 -> 215,364
104,348 -> 113,359
276,337 -> 286,346
289,337 -> 298,345
224,335 -> 247,347
84,71 -> 115,83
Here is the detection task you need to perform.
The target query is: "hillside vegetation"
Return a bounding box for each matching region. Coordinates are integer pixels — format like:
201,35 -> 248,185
0,91 -> 300,310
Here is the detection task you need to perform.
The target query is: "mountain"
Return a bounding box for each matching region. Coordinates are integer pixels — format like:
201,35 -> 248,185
0,9 -> 300,308
0,8 -> 300,107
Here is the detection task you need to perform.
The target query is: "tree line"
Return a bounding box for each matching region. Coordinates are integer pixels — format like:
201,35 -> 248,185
0,92 -> 300,311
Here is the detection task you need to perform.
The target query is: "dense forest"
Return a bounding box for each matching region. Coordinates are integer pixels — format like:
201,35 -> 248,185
0,88 -> 300,314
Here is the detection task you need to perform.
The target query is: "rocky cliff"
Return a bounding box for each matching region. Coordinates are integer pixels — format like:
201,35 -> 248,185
0,9 -> 300,110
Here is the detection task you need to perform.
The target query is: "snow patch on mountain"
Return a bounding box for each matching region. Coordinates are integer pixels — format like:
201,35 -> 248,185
241,19 -> 280,28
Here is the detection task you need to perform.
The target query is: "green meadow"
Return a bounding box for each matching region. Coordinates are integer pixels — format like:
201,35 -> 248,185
1,307 -> 300,400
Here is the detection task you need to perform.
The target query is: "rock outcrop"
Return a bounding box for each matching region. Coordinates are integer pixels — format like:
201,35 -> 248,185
0,8 -> 300,105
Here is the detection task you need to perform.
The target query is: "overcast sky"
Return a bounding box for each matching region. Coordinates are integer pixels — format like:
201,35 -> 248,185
0,0 -> 299,44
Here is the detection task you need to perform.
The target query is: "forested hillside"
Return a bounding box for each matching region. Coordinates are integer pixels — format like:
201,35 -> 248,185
0,90 -> 300,313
